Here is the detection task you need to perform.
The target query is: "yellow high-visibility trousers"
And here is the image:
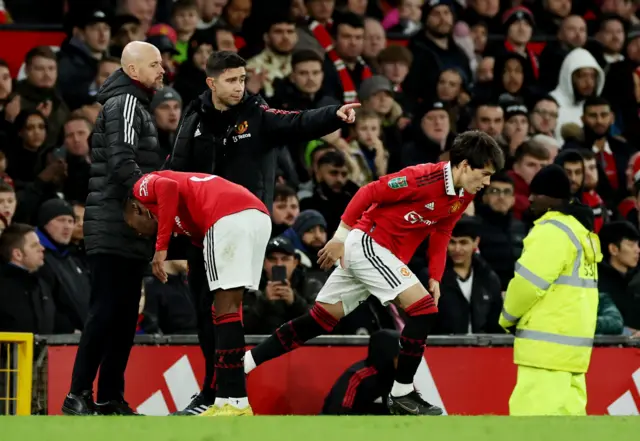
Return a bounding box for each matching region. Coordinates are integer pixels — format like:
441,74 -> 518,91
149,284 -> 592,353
509,365 -> 587,416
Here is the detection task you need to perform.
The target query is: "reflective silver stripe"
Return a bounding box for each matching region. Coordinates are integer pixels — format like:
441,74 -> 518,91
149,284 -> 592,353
516,329 -> 593,347
538,219 -> 597,289
501,307 -> 519,322
515,262 -> 550,290
555,275 -> 598,288
540,219 -> 582,275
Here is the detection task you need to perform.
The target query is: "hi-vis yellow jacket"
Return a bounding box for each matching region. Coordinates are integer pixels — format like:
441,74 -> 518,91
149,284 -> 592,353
499,211 -> 602,373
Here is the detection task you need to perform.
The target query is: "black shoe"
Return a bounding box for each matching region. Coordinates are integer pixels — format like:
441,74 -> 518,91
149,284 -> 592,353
95,400 -> 140,415
387,391 -> 444,416
171,391 -> 216,416
62,391 -> 98,416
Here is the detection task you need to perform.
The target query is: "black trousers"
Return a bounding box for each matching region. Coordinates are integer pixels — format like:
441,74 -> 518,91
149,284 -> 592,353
186,244 -> 217,393
69,254 -> 147,402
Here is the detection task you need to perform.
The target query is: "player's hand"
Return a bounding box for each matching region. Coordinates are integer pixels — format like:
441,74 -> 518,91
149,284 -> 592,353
428,279 -> 440,306
152,250 -> 168,283
336,103 -> 360,123
317,239 -> 345,270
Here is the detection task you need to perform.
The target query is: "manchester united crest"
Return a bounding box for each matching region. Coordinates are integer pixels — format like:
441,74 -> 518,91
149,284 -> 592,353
449,200 -> 463,213
399,267 -> 412,278
235,121 -> 249,134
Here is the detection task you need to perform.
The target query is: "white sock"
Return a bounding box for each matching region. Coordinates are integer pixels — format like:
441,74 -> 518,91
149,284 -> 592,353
227,397 -> 249,409
214,397 -> 228,408
244,350 -> 256,374
390,381 -> 413,397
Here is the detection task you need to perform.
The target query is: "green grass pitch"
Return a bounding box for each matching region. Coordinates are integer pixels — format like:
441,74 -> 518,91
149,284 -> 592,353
2,416 -> 640,441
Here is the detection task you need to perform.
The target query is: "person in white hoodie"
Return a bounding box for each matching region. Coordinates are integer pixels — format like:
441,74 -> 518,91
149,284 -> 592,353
550,48 -> 605,141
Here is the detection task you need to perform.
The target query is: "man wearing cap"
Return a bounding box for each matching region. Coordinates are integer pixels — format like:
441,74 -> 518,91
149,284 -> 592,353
243,236 -> 320,334
35,199 -> 90,334
283,209 -> 329,274
147,34 -> 180,84
501,102 -> 529,161
491,7 -> 538,81
109,14 -> 144,58
404,0 -> 472,116
58,9 -> 112,111
393,100 -> 453,170
151,87 -> 182,159
500,164 -> 602,415
359,75 -> 404,146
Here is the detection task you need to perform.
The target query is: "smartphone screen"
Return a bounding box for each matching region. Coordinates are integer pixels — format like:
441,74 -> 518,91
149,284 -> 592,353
272,265 -> 287,283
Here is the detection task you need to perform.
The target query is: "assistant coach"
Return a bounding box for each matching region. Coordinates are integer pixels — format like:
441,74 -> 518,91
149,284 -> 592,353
62,41 -> 165,416
165,50 -> 357,415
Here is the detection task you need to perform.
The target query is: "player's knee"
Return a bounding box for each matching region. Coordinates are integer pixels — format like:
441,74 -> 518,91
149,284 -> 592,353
397,283 -> 432,311
316,301 -> 345,321
213,287 -> 244,314
403,294 -> 438,316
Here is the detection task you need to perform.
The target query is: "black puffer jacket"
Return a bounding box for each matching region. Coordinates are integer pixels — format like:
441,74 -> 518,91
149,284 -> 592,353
166,90 -> 343,211
84,69 -> 161,260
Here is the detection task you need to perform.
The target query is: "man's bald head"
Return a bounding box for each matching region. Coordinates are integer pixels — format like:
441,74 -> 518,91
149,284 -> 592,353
121,41 -> 165,90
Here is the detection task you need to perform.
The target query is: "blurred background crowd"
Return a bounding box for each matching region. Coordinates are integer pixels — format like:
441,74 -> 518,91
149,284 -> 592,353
1,0 -> 640,339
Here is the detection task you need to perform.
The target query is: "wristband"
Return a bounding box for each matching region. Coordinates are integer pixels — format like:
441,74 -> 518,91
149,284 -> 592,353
333,225 -> 350,242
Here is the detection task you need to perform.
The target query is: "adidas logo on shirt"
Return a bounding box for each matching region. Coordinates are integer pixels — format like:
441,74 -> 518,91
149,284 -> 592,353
425,202 -> 435,210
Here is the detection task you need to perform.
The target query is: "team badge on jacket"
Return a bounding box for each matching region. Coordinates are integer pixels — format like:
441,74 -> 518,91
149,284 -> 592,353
388,176 -> 408,189
235,121 -> 249,134
449,200 -> 463,213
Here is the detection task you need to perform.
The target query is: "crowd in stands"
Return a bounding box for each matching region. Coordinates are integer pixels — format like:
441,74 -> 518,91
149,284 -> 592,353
2,0 -> 640,338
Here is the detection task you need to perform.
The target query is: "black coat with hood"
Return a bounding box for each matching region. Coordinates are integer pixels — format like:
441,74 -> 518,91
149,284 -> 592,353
322,329 -> 399,415
84,69 -> 162,260
166,89 -> 343,210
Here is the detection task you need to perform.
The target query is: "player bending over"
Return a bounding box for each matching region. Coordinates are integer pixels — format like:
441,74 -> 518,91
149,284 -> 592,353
244,131 -> 504,415
124,170 -> 271,416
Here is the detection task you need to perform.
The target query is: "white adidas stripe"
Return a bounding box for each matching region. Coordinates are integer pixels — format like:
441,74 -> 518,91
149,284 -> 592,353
123,94 -> 138,145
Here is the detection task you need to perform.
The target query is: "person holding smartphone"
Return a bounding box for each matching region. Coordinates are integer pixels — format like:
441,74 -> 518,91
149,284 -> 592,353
243,236 -> 322,335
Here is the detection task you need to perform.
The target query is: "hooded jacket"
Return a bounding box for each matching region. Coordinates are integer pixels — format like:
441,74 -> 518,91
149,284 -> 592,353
550,48 -> 605,140
84,69 -> 162,260
166,89 -> 343,211
321,329 -> 400,415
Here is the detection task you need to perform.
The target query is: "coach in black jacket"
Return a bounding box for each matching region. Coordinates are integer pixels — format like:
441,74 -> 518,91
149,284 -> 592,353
164,51 -> 358,414
166,52 -> 353,211
63,42 -> 165,417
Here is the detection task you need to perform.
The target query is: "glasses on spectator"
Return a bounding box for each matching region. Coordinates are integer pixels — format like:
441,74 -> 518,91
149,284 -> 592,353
486,187 -> 514,196
533,109 -> 558,119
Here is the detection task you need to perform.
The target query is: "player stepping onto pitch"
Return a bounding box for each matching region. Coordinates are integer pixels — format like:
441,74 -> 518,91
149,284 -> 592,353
124,170 -> 273,416
244,131 -> 504,416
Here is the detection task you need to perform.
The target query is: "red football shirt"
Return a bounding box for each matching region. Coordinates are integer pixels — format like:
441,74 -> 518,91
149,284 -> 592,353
133,171 -> 268,251
341,162 -> 473,282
